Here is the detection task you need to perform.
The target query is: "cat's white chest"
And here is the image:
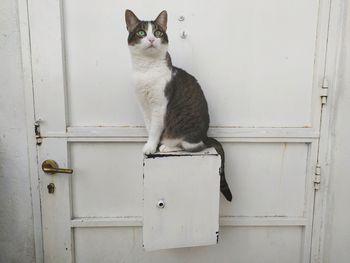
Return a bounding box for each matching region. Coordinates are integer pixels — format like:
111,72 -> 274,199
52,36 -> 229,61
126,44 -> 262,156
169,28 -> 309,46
133,59 -> 171,105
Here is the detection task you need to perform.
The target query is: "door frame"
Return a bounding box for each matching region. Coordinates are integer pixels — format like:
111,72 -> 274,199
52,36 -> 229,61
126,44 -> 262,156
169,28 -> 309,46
18,0 -> 44,262
17,0 -> 344,262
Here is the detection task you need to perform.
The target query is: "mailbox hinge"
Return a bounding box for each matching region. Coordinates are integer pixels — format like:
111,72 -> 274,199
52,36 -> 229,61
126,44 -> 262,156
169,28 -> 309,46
314,162 -> 321,190
34,120 -> 42,145
320,78 -> 329,105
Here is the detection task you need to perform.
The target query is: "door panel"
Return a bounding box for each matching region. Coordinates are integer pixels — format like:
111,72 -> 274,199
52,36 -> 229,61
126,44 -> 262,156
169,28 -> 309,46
70,142 -> 310,218
71,143 -> 144,217
64,0 -> 318,127
220,142 -> 309,217
74,227 -> 303,263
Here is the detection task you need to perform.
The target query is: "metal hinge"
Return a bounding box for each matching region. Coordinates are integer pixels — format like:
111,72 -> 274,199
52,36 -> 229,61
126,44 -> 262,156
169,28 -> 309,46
321,78 -> 329,105
314,162 -> 321,190
34,120 -> 42,145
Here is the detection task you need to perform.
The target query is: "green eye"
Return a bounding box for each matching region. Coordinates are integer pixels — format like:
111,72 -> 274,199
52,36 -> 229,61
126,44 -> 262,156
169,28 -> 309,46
136,30 -> 146,37
154,30 -> 163,38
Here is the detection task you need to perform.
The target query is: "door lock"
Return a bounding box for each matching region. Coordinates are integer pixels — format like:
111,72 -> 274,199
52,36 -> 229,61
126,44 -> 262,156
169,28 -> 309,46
42,160 -> 73,175
47,183 -> 55,194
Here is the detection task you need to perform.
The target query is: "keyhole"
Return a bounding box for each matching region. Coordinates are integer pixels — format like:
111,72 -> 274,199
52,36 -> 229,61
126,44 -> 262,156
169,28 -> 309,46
157,200 -> 165,208
47,183 -> 55,194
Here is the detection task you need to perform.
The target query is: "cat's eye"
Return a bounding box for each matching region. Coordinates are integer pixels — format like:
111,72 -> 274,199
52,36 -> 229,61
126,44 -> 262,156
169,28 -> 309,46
154,30 -> 163,38
136,30 -> 146,37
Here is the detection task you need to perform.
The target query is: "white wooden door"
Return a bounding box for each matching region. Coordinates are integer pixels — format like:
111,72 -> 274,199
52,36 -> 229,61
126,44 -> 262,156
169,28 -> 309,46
27,0 -> 330,262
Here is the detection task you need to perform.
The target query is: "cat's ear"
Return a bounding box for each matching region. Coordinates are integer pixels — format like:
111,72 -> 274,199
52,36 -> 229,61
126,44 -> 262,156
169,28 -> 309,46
125,9 -> 140,32
155,10 -> 167,31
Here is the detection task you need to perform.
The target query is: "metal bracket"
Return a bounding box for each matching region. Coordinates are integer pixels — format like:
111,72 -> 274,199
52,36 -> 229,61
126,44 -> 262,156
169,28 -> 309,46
314,162 -> 321,190
321,78 -> 329,105
34,120 -> 42,145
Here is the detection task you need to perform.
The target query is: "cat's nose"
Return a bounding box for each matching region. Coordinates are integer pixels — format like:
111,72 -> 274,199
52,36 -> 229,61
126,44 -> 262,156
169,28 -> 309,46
148,38 -> 155,44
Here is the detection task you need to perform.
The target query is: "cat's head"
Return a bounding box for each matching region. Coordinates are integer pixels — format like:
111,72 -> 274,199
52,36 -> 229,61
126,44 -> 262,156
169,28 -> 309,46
125,10 -> 168,56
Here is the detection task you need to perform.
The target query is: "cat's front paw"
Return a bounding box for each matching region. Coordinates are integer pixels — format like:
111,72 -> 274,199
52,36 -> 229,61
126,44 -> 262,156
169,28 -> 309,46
159,144 -> 182,153
143,142 -> 157,155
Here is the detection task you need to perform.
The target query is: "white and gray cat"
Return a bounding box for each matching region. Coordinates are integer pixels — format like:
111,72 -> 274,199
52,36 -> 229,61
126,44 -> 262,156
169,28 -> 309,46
125,10 -> 232,201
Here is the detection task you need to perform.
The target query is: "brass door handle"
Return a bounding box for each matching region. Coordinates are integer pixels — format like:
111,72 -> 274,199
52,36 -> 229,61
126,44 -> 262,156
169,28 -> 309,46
42,160 -> 73,175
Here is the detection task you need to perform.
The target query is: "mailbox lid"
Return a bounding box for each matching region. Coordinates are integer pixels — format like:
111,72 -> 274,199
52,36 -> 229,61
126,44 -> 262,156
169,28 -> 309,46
143,149 -> 221,251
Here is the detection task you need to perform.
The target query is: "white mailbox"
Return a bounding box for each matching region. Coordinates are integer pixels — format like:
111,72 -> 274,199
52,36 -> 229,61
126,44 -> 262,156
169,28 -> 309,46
143,148 -> 221,251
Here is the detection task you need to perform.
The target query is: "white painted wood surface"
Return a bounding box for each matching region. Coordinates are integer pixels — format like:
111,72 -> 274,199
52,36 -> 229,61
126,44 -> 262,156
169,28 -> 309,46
143,149 -> 220,250
27,0 -> 68,135
37,139 -> 73,262
63,0 -> 319,128
24,0 -> 334,261
68,142 -> 312,216
18,0 -> 44,261
73,227 -> 303,263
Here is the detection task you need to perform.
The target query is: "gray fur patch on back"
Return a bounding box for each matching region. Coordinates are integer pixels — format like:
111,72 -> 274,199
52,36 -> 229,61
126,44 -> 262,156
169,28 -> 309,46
162,56 -> 209,143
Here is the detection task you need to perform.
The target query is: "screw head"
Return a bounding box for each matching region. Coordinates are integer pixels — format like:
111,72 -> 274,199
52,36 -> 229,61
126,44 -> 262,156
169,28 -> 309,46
180,30 -> 187,39
178,16 -> 185,22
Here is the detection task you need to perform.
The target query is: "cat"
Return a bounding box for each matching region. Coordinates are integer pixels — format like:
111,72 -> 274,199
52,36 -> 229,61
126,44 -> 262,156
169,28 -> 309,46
125,10 -> 232,201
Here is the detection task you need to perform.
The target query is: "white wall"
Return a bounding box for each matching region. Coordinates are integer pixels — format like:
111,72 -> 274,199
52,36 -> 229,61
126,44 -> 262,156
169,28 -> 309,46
0,0 -> 35,262
322,1 -> 350,262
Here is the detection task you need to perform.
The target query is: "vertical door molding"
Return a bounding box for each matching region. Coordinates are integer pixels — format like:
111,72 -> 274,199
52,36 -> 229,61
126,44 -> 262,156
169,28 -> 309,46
28,0 -> 68,135
311,0 -> 347,261
18,0 -> 44,262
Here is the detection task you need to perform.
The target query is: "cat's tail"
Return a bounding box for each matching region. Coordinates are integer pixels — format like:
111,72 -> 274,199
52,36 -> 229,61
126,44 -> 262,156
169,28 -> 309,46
203,137 -> 232,202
